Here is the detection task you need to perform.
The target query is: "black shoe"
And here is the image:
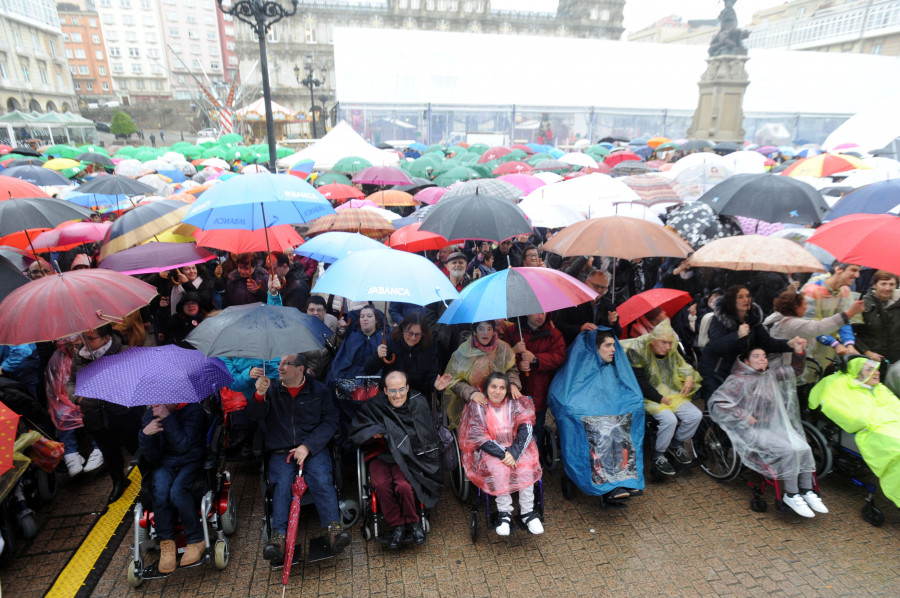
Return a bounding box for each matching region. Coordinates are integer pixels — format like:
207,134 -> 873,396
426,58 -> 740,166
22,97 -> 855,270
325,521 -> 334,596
666,445 -> 693,465
653,456 -> 676,476
411,521 -> 426,546
107,477 -> 131,503
388,526 -> 405,550
263,532 -> 286,561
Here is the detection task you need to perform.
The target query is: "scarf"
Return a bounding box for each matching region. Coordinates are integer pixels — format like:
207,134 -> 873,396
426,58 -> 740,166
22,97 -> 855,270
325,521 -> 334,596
472,332 -> 498,353
79,337 -> 112,360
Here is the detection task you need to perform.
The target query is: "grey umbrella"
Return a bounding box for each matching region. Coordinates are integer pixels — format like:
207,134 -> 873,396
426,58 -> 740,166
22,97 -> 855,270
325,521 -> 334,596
0,256 -> 29,302
419,191 -> 532,243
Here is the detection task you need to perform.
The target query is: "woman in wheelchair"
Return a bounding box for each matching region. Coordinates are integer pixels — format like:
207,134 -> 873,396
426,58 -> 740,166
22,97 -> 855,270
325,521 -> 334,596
349,370 -> 443,549
138,402 -> 208,573
459,372 -> 543,536
708,345 -> 830,519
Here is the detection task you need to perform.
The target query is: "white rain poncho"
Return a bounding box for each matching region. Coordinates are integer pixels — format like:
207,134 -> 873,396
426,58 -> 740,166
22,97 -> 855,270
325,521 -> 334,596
708,357 -> 815,481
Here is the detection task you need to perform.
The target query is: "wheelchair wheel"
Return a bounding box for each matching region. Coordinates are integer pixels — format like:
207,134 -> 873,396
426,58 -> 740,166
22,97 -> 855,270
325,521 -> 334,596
801,421 -> 832,479
469,512 -> 477,543
127,558 -> 144,588
560,473 -> 575,500
540,429 -> 561,474
693,418 -> 740,482
361,523 -> 373,541
450,432 -> 470,502
340,499 -> 360,529
861,503 -> 885,527
18,512 -> 37,539
221,492 -> 237,536
422,516 -> 431,534
214,539 -> 229,569
36,470 -> 57,503
750,497 -> 768,513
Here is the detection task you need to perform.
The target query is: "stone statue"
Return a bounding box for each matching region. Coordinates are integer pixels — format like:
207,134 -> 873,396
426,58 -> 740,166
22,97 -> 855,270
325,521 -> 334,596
708,0 -> 749,57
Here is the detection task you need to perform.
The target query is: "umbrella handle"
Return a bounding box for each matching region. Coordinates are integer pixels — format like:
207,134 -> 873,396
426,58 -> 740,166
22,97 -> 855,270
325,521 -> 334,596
95,310 -> 124,324
382,354 -> 396,365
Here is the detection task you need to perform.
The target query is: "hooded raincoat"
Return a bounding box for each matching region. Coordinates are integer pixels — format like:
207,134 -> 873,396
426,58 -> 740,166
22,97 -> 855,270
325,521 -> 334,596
809,357 -> 900,508
443,334 -> 520,429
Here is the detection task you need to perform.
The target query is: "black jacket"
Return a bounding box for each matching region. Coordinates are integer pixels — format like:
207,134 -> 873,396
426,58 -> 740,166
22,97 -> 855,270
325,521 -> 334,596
552,295 -> 622,346
364,337 -> 439,398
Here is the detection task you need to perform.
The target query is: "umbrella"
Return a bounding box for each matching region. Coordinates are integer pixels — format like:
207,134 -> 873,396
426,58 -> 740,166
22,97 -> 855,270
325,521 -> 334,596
413,187 -> 446,206
478,146 -> 512,164
293,231 -> 386,263
781,153 -> 869,178
0,255 -> 28,302
419,192 -> 531,243
201,158 -> 230,170
193,224 -> 303,254
824,179 -> 900,220
72,174 -> 157,197
0,246 -> 36,271
0,269 -> 157,344
0,401 -> 20,476
392,177 -> 435,194
99,199 -> 191,260
367,190 -> 415,207
0,228 -> 52,251
10,146 -> 41,158
332,156 -> 373,175
43,158 -> 80,171
433,166 -> 481,187
604,151 -> 642,167
316,183 -> 364,203
305,209 -> 395,239
647,137 -> 671,149
616,289 -> 692,329
680,140 -> 713,152
497,174 -> 545,195
619,174 -> 686,204
519,173 -> 639,218
542,216 -> 693,260
807,214 -> 900,274
684,235 -> 826,274
491,161 -> 533,176
610,161 -> 650,175
712,142 -> 741,154
558,153 -> 598,169
31,221 -> 111,252
388,223 -> 450,253
351,166 -> 413,186
99,242 -> 216,275
518,202 -> 584,229
0,197 -> 93,239
1,165 -> 72,187
5,158 -> 46,167
532,159 -> 572,173
76,152 -> 115,168
442,179 -> 521,202
437,267 -> 596,325
767,227 -> 836,269
655,142 -> 679,152
699,174 -> 830,225
185,303 -> 332,359
0,177 -> 50,199
313,248 -> 460,306
281,473 -> 308,596
313,173 -> 353,188
666,202 -> 741,249
74,346 -> 233,407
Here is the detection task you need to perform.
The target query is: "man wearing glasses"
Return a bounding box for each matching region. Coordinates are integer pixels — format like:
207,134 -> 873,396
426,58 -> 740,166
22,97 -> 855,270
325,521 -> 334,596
247,353 -> 350,564
28,258 -> 55,279
553,267 -> 621,344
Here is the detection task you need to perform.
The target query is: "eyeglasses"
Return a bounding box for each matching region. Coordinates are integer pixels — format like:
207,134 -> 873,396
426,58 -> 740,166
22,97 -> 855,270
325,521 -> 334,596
386,386 -> 407,396
403,329 -> 422,339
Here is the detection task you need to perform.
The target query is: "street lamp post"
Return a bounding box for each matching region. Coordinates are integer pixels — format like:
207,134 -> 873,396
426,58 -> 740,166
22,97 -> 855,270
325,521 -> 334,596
216,0 -> 297,170
318,94 -> 329,129
293,55 -> 321,139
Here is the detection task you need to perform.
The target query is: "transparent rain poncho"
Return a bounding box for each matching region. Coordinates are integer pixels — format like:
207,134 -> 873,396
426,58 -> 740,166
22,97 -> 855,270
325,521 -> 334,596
709,357 -> 815,482
443,334 -> 518,429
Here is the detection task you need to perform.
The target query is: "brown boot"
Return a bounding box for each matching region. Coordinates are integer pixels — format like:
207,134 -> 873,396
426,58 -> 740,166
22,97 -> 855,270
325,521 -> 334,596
180,540 -> 206,567
158,539 -> 176,574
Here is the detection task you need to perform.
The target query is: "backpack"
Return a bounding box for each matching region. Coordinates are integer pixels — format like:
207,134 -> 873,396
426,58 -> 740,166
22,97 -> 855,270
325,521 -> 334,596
696,312 -> 715,348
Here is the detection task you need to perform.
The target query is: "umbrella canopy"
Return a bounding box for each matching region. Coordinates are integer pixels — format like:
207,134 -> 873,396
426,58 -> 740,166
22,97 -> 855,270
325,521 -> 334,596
351,166 -> 413,186
497,174 -> 545,195
312,172 -> 353,187
442,179 -> 522,202
32,221 -> 111,252
518,202 -> 584,229
781,153 -> 870,178
293,231 -> 386,263
316,183 -> 364,203
99,242 -> 215,275
419,192 -> 531,243
478,146 -> 512,164
437,267 -> 596,325
712,142 -> 741,154
665,202 -> 741,249
185,303 -> 332,359
367,190 -> 415,207
74,174 -> 158,197
10,146 -> 41,157
100,199 -> 190,260
314,248 -> 460,306
558,153 -> 598,169
824,179 -> 900,220
1,165 -> 72,187
0,269 -> 157,344
305,209 -> 395,239
699,174 -> 830,225
413,187 -> 446,206
43,158 -> 79,171
0,246 -> 36,271
76,152 -> 115,167
0,176 -> 50,199
619,174 -> 686,204
193,224 -> 303,254
684,235 -> 826,274
542,216 -> 693,260
0,198 -> 92,238
519,173 -> 640,218
332,156 -> 373,174
388,222 -> 450,253
74,346 -> 233,407
604,151 -> 642,167
281,473 -> 308,592
491,161 -> 533,176
807,214 -> 900,273
616,289 -> 692,329
0,401 -> 20,476
0,255 -> 28,302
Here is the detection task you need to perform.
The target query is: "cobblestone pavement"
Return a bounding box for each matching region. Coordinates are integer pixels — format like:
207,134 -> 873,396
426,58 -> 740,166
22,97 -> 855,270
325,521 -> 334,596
4,455 -> 899,597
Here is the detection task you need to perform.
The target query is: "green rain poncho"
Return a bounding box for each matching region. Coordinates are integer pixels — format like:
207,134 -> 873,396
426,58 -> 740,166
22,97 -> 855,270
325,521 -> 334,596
622,320 -> 702,415
809,357 -> 900,508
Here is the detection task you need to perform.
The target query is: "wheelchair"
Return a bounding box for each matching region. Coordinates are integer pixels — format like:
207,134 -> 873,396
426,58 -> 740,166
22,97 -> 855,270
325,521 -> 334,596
468,479 -> 544,543
356,449 -> 430,546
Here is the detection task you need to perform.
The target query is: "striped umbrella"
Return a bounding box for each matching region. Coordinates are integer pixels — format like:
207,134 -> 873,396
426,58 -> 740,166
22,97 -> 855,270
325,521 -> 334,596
781,153 -> 870,178
619,174 -> 687,204
306,209 -> 395,239
99,200 -> 191,260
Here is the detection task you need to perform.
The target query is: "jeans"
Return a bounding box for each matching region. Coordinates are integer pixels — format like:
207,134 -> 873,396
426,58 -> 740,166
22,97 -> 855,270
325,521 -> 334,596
268,449 -> 339,535
151,462 -> 204,543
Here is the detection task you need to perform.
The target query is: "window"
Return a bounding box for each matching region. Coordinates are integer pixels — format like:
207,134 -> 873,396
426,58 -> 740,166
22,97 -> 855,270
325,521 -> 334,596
151,64 -> 162,73
132,63 -> 142,72
155,80 -> 163,90
102,81 -> 109,90
99,66 -> 106,75
305,24 -> 317,43
119,80 -> 127,89
872,44 -> 883,55
210,61 -> 219,70
169,28 -> 180,37
12,27 -> 21,46
128,47 -> 139,57
176,90 -> 191,99
0,61 -> 8,79
226,41 -> 234,50
22,66 -> 30,82
123,15 -> 135,25
267,26 -> 278,42
191,45 -> 201,55
32,33 -> 40,49
74,81 -> 81,90
72,17 -> 80,25
101,14 -> 114,24
141,0 -> 151,8
228,55 -> 237,66
71,33 -> 83,43
112,63 -> 124,72
412,0 -> 421,7
148,48 -> 160,58
106,30 -> 118,40
178,75 -> 185,83
185,0 -> 195,5
100,0 -> 111,5
62,33 -> 70,42
79,65 -> 90,74
75,49 -> 86,59
89,18 -> 96,27
144,16 -> 154,26
86,81 -> 94,90
399,0 -> 407,7
187,15 -> 197,24
95,50 -> 103,59
137,79 -> 144,89
449,1 -> 458,10
40,69 -> 49,84
66,49 -> 74,58
120,0 -> 131,7
600,9 -> 610,21
224,27 -> 234,36
145,32 -> 156,42
92,34 -> 100,44
204,16 -> 215,26
164,0 -> 176,4
109,47 -> 120,57
189,31 -> 200,39
50,40 -> 57,57
69,65 -> 77,74
192,58 -> 201,67
56,71 -> 63,86
207,31 -> 217,40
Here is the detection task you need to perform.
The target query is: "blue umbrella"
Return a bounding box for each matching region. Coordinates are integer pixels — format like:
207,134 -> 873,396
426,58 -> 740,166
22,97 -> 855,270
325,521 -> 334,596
61,191 -> 127,209
74,345 -> 233,407
312,248 -> 459,306
825,179 -> 900,220
408,142 -> 427,152
182,173 -> 334,231
157,168 -> 187,183
1,165 -> 73,187
796,148 -> 823,158
293,231 -> 387,263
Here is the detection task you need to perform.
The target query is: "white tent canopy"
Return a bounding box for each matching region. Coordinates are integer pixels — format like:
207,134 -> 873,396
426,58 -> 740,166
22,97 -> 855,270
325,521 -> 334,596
823,93 -> 900,153
277,121 -> 400,170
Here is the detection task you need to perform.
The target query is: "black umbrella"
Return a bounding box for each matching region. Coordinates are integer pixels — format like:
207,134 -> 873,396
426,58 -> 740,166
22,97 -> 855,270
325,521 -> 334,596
0,197 -> 93,238
0,246 -> 36,271
185,303 -> 332,360
598,136 -> 630,144
419,191 -> 532,243
11,146 -> 42,158
4,158 -> 46,167
75,174 -> 157,196
392,177 -> 435,193
699,173 -> 830,225
76,152 -> 115,168
0,256 -> 29,302
0,165 -> 72,187
665,202 -> 742,250
769,158 -> 800,174
712,142 -> 742,154
680,140 -> 714,152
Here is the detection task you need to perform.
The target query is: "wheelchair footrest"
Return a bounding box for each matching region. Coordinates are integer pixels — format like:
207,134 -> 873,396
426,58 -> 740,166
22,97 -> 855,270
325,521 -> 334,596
307,535 -> 335,563
269,549 -> 304,570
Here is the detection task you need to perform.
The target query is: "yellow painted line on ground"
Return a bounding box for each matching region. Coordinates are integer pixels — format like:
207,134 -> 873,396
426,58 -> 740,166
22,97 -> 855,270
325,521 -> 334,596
45,467 -> 141,598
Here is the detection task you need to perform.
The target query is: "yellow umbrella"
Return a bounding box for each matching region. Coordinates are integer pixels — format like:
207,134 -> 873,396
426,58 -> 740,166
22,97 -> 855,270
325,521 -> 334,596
141,223 -> 198,244
781,153 -> 870,178
44,158 -> 80,171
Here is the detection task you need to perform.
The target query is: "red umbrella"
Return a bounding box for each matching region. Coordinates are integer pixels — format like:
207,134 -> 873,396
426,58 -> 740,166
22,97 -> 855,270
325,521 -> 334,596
604,151 -> 642,167
0,228 -> 52,251
807,213 -> 900,274
491,161 -> 533,176
617,288 -> 693,328
0,177 -> 50,199
351,166 -> 413,186
281,471 -> 308,596
510,144 -> 534,155
0,269 -> 158,344
32,221 -> 111,252
193,224 -> 303,254
0,145 -> 12,156
478,146 -> 511,164
317,183 -> 364,204
389,222 -> 450,253
0,400 -> 20,476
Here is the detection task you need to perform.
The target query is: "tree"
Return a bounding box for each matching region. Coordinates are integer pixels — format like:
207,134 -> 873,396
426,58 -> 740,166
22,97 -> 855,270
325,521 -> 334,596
110,110 -> 137,138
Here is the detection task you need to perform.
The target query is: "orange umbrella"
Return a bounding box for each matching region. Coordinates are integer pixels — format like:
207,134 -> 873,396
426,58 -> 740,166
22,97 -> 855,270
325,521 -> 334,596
366,190 -> 416,207
647,137 -> 671,149
0,401 -> 20,476
0,228 -> 53,251
388,222 -> 449,253
543,216 -> 693,261
306,209 -> 394,239
193,224 -> 303,254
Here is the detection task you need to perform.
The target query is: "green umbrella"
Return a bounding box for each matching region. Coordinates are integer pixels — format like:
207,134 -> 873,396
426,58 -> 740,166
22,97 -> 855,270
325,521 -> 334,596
135,150 -> 162,162
448,145 -> 468,156
467,144 -> 489,155
470,165 -> 493,178
430,160 -> 460,178
44,144 -> 78,159
526,153 -> 552,166
313,172 -> 352,186
276,147 -> 294,159
201,146 -> 228,160
77,145 -> 109,155
199,141 -> 217,149
114,146 -> 136,157
406,158 -> 440,179
457,153 -> 480,166
425,144 -> 445,154
500,149 -> 528,163
656,141 -> 679,152
332,156 -> 373,175
219,133 -> 243,145
170,141 -> 193,151
244,152 -> 264,164
586,147 -> 610,159
60,165 -> 85,179
433,166 -> 480,187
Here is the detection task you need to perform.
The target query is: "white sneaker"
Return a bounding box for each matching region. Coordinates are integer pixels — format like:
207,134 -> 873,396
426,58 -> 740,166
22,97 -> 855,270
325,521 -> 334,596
526,517 -> 544,535
64,453 -> 84,477
782,493 -> 815,518
801,491 -> 828,514
495,512 -> 512,536
83,448 -> 104,473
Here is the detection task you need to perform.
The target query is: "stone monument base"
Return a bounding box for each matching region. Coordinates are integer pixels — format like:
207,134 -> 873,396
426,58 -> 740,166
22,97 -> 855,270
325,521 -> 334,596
686,54 -> 749,144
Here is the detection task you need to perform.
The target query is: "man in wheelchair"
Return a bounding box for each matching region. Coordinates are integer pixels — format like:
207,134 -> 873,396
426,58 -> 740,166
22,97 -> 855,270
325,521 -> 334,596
138,402 -> 208,573
247,353 -> 351,563
349,370 -> 442,549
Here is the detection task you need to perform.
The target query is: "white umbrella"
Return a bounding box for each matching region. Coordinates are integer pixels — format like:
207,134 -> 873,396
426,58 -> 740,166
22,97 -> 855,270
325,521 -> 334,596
241,164 -> 270,174
114,159 -> 151,178
723,151 -> 767,174
201,158 -> 230,170
141,159 -> 173,173
587,202 -> 662,223
667,152 -> 727,177
558,152 -> 598,169
162,151 -> 187,164
519,202 -> 584,228
532,172 -> 563,185
840,169 -> 900,188
521,173 -> 640,218
670,163 -> 733,201
136,174 -> 174,197
360,205 -> 401,221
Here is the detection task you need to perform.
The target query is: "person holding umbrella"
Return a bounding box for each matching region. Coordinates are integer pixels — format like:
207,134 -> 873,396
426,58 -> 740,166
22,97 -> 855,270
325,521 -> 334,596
552,268 -> 621,345
365,313 -> 439,399
224,253 -> 269,307
247,353 -> 351,563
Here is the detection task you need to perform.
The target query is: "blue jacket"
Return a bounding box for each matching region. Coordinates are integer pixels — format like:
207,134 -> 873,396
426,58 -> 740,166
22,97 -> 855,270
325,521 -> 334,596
0,343 -> 40,394
220,291 -> 281,400
138,403 -> 207,469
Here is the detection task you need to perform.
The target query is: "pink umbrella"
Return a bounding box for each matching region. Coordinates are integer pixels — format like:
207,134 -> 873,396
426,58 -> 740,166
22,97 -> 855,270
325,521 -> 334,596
735,216 -> 784,236
32,222 -> 111,252
351,166 -> 413,186
491,161 -> 533,176
413,187 -> 446,205
477,146 -> 511,164
281,471 -> 308,597
335,199 -> 377,211
833,142 -> 860,151
497,174 -> 545,195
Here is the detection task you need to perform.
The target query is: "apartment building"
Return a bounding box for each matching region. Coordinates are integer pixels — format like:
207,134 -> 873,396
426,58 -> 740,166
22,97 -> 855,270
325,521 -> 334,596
57,3 -> 114,105
159,0 -> 227,100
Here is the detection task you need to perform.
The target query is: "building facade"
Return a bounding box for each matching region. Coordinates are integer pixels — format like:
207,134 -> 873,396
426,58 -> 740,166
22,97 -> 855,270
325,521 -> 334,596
0,0 -> 78,114
159,0 -> 227,100
627,15 -> 717,46
57,3 -> 114,106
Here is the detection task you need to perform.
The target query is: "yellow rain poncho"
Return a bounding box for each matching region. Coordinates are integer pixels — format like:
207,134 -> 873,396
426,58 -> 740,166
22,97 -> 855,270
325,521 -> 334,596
623,320 -> 701,415
809,357 -> 900,508
443,334 -> 520,429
